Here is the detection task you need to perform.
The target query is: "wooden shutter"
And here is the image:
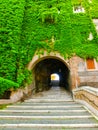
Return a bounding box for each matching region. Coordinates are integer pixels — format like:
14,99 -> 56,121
86,58 -> 95,69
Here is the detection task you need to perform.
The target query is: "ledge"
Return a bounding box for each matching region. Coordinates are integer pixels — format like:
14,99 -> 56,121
0,99 -> 13,105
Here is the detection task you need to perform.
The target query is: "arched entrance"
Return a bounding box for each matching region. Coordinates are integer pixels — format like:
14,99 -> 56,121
29,53 -> 72,93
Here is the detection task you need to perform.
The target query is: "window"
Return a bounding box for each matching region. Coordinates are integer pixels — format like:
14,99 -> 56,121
86,58 -> 95,69
73,5 -> 85,13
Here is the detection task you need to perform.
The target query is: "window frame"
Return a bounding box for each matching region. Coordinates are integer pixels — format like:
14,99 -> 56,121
73,6 -> 85,13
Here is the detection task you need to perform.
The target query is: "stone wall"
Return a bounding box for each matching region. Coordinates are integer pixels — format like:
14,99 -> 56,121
78,71 -> 98,88
69,56 -> 84,89
34,66 -> 50,92
69,56 -> 98,88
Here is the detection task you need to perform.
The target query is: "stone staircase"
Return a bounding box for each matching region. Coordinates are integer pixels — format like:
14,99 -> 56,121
0,87 -> 98,130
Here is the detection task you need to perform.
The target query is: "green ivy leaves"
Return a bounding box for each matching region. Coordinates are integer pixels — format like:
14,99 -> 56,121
0,77 -> 19,97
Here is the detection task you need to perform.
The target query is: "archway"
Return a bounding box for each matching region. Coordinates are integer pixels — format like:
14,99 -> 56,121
32,57 -> 71,93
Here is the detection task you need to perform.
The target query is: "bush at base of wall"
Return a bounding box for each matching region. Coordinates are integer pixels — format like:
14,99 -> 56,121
0,77 -> 19,98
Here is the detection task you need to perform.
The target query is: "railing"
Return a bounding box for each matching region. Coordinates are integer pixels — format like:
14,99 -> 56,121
73,86 -> 98,117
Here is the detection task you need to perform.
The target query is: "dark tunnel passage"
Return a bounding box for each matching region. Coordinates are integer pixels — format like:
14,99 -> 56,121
33,58 -> 71,93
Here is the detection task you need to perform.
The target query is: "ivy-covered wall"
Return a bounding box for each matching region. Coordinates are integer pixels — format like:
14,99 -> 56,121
0,0 -> 98,96
0,0 -> 26,96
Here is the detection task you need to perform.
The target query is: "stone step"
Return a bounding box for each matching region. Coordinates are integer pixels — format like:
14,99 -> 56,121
0,115 -> 92,119
6,106 -> 85,110
0,111 -> 90,116
17,101 -> 77,105
7,105 -> 82,108
25,99 -> 73,103
32,94 -> 72,100
0,127 -> 98,130
16,103 -> 80,107
0,109 -> 87,113
0,117 -> 97,124
0,123 -> 98,128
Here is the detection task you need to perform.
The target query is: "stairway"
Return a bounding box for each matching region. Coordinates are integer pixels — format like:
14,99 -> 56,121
0,87 -> 98,130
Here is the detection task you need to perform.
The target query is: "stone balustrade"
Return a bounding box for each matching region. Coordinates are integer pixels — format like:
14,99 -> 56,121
73,86 -> 98,117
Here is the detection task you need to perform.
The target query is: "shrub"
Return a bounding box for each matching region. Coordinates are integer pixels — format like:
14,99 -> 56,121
0,77 -> 19,97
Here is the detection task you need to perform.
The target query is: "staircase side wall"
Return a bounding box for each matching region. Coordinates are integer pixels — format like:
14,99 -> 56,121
73,87 -> 98,116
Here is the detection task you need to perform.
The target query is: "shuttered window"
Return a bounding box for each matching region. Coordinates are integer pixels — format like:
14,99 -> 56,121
86,58 -> 95,69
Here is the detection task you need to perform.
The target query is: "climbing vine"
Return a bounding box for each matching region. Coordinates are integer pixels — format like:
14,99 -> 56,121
0,0 -> 98,96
